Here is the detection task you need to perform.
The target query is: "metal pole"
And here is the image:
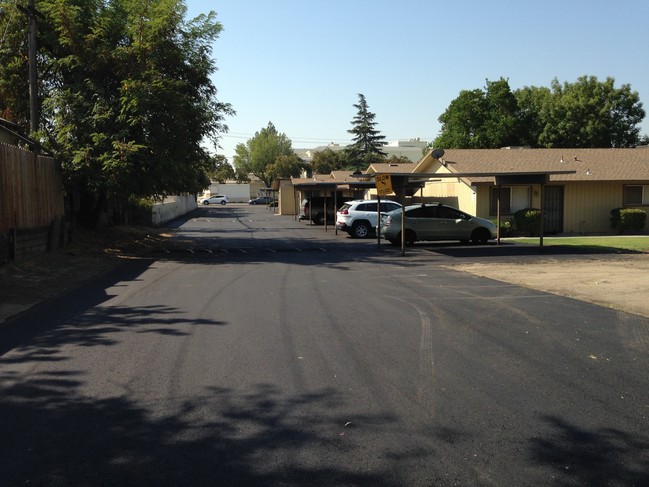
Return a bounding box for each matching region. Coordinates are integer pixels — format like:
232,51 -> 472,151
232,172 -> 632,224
401,204 -> 406,257
497,185 -> 501,245
539,184 -> 545,248
323,191 -> 328,231
334,188 -> 338,235
377,195 -> 381,248
28,0 -> 39,135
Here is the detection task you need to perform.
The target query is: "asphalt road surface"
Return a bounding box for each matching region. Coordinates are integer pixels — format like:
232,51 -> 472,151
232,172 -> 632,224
1,205 -> 648,486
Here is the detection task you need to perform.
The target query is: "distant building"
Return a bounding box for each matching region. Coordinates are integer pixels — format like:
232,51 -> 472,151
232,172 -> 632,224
383,139 -> 429,161
201,176 -> 267,203
294,139 -> 429,164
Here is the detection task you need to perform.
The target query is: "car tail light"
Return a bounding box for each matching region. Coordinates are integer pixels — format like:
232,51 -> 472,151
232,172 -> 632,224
385,216 -> 392,226
339,209 -> 349,215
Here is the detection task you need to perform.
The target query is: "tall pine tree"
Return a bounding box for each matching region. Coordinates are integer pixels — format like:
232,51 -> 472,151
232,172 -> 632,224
346,93 -> 386,170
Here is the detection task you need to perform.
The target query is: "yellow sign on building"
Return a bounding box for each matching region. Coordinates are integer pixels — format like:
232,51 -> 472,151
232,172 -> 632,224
375,174 -> 392,196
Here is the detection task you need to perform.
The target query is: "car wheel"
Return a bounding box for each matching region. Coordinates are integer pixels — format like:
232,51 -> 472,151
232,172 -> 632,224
351,221 -> 370,238
471,228 -> 490,244
202,201 -> 209,205
405,229 -> 416,245
220,200 -> 226,205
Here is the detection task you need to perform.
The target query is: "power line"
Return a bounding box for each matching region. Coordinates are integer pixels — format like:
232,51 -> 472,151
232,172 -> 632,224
220,132 -> 353,144
0,0 -> 19,49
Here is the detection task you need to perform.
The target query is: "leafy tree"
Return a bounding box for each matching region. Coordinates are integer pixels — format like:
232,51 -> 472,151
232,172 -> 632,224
310,147 -> 345,175
232,142 -> 252,181
266,154 -> 305,181
433,89 -> 487,149
537,76 -> 645,148
207,154 -> 235,183
0,0 -> 233,226
346,93 -> 386,170
514,85 -> 552,147
385,154 -> 414,164
483,78 -> 521,147
434,76 -> 645,149
232,122 -> 295,187
434,78 -> 522,149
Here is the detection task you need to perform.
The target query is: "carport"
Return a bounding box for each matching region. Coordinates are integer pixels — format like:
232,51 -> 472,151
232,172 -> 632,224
291,177 -> 377,234
290,168 -> 575,255
370,170 -> 576,255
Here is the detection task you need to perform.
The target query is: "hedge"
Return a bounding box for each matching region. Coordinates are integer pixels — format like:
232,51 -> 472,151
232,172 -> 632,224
610,208 -> 647,234
513,208 -> 542,236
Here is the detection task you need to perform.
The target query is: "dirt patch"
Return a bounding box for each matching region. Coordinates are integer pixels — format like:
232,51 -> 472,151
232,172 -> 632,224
448,254 -> 649,318
0,226 -> 173,323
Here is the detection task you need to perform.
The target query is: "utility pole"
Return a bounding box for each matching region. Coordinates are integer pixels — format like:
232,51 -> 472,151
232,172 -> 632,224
28,0 -> 39,135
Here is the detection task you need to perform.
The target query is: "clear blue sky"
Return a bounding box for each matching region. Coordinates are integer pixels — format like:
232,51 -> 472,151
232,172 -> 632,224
186,0 -> 649,161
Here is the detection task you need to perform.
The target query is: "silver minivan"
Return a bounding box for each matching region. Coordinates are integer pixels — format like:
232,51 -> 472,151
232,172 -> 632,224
380,203 -> 497,245
337,199 -> 402,238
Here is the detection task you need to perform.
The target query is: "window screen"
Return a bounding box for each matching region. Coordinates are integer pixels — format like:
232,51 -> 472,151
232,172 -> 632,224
490,186 -> 531,214
624,185 -> 649,205
491,187 -> 511,214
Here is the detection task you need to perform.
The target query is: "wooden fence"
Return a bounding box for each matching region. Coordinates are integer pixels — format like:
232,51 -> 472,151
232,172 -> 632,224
0,143 -> 65,261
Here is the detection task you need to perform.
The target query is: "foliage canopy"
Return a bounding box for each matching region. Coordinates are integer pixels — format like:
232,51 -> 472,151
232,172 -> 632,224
0,0 -> 234,226
232,122 -> 302,188
433,76 -> 645,149
345,93 -> 387,170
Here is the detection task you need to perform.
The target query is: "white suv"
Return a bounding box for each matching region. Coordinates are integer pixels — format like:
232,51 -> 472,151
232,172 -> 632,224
200,194 -> 228,205
336,199 -> 402,238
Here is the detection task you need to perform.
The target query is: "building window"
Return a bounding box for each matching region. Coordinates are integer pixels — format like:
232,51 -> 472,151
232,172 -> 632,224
490,186 -> 531,215
624,185 -> 649,205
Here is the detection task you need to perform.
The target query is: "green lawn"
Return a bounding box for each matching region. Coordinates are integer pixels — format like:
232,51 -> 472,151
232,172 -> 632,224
503,236 -> 649,253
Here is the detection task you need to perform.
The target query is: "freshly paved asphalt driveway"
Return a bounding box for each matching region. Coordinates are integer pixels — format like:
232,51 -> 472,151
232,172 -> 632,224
1,205 -> 648,486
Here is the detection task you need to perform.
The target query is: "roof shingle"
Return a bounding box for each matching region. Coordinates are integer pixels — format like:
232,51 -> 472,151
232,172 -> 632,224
419,148 -> 649,183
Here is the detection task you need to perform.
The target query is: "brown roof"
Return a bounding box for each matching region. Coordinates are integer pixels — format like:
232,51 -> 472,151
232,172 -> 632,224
291,170 -> 377,189
292,171 -> 364,185
367,162 -> 418,174
329,170 -> 369,182
417,148 -> 649,184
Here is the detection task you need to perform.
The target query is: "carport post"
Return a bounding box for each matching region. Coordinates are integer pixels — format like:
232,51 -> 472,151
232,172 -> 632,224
497,184 -> 502,245
323,193 -> 328,231
334,189 -> 338,235
400,204 -> 406,256
294,188 -> 299,221
376,195 -> 381,248
539,184 -> 545,248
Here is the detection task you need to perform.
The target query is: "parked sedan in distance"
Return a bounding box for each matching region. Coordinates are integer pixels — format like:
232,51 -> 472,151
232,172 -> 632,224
336,199 -> 402,238
380,203 -> 497,245
200,194 -> 228,205
248,196 -> 273,205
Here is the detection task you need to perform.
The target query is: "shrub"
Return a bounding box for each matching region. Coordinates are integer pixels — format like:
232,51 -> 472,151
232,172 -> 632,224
491,218 -> 513,237
513,208 -> 542,236
128,197 -> 155,226
611,208 -> 647,234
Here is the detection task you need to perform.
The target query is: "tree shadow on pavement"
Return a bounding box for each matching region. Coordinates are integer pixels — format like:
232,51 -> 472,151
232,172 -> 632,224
529,414 -> 649,486
0,377 -> 403,486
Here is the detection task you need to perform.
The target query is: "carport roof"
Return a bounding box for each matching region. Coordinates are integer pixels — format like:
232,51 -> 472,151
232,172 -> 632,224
291,173 -> 375,189
370,170 -> 576,186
